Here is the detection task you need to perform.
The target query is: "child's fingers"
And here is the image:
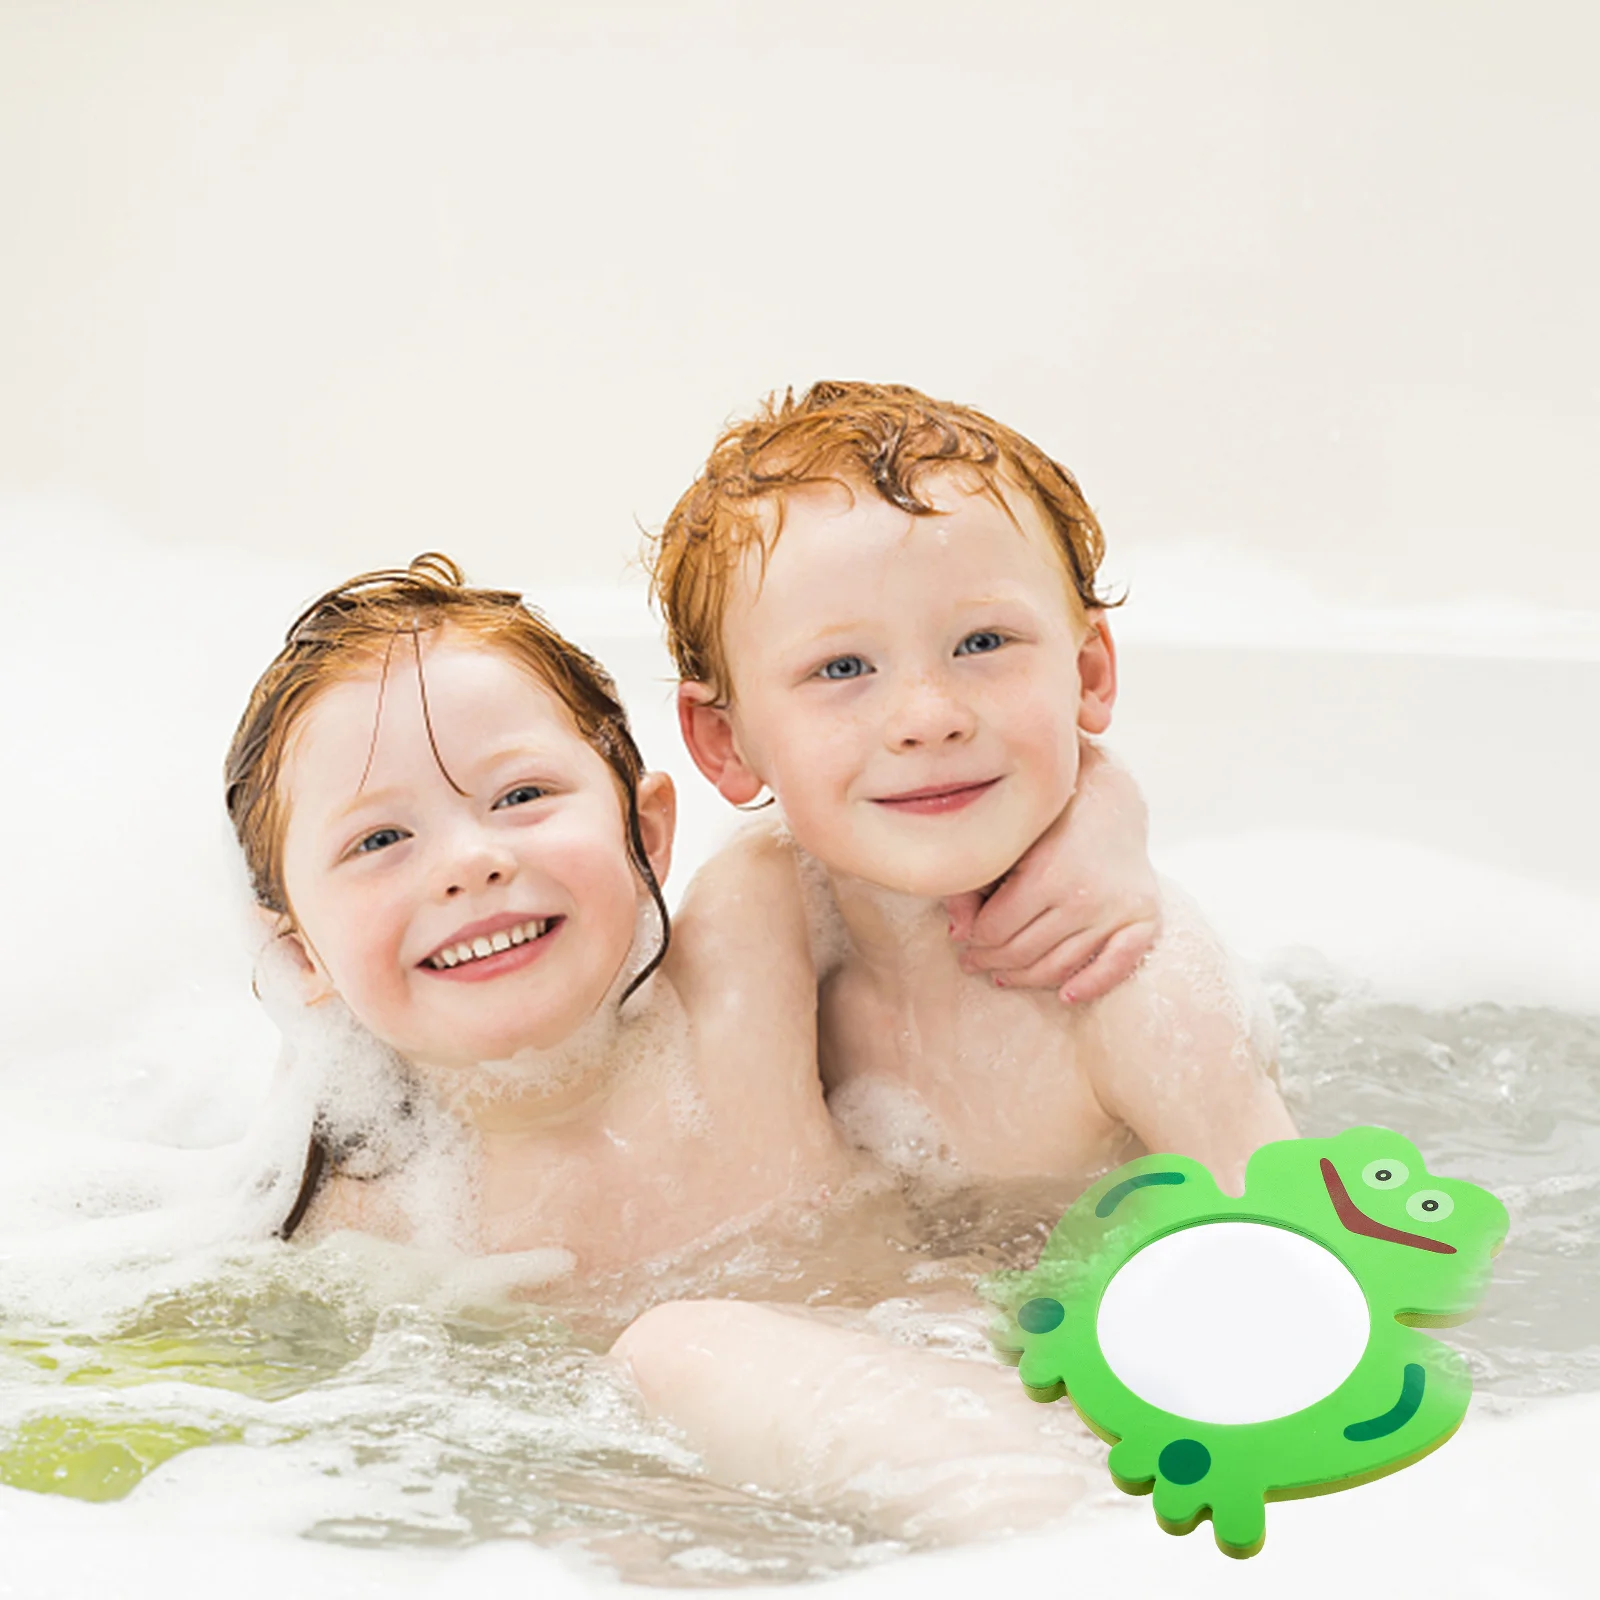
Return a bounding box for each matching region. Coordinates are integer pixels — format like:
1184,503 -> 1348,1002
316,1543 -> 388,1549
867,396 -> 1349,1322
1057,921 -> 1159,1005
974,923 -> 1112,990
965,872 -> 1089,950
981,918 -> 1160,998
959,908 -> 1075,975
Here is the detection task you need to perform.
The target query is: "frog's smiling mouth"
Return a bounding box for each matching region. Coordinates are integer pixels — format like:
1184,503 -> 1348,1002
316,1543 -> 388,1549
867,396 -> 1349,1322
1320,1159 -> 1456,1254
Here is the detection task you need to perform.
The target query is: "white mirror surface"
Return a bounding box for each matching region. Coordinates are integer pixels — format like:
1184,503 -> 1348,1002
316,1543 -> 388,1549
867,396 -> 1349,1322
1096,1221 -> 1371,1424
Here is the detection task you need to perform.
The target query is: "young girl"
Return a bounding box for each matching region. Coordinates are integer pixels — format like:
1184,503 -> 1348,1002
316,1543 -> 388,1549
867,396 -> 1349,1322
226,555 -> 871,1272
224,554 -> 1097,1540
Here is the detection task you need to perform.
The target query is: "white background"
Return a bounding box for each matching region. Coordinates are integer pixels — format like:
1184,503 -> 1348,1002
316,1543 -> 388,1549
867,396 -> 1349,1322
2,0 -> 1595,609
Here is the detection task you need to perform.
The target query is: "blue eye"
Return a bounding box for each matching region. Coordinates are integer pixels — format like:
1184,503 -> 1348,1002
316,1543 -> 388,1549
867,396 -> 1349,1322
955,630 -> 1006,656
353,827 -> 407,855
819,655 -> 871,681
494,784 -> 548,809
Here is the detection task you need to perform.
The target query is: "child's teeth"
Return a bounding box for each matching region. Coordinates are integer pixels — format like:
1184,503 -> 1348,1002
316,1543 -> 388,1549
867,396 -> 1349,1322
428,921 -> 553,966
430,919 -> 551,969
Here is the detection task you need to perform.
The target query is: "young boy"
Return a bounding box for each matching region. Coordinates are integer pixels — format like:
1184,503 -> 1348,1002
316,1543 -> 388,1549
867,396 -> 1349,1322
651,381 -> 1295,1195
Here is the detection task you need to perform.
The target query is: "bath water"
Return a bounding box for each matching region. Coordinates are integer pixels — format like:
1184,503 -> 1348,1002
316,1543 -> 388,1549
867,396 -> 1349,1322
0,968 -> 1592,1586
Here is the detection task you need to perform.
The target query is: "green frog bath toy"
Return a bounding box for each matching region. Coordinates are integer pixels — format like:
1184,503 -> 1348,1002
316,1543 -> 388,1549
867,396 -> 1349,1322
996,1128 -> 1508,1558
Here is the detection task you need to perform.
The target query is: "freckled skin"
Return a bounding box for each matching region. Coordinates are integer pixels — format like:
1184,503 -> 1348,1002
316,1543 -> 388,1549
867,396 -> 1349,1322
681,468 -> 1297,1194
994,1127 -> 1509,1558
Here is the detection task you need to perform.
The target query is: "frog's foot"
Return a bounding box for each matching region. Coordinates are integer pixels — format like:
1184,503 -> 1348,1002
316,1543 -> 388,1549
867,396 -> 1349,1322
1014,1298 -> 1069,1401
1126,1437 -> 1268,1560
1145,1438 -> 1215,1536
1199,1487 -> 1267,1561
1105,1435 -> 1160,1496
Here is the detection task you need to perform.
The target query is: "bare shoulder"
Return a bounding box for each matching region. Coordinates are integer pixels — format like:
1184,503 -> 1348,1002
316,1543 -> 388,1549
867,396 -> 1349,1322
1092,880 -> 1271,1048
665,818 -> 818,1008
659,819 -> 833,1112
1082,880 -> 1295,1185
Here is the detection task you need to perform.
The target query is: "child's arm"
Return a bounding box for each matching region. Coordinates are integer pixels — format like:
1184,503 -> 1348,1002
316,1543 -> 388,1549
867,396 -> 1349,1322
1082,887 -> 1297,1195
665,815 -> 818,1008
612,1300 -> 1093,1541
662,819 -> 847,1161
947,741 -> 1161,1005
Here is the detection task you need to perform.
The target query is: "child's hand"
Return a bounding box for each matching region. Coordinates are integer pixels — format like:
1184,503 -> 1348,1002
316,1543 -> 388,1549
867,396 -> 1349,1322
945,743 -> 1161,1005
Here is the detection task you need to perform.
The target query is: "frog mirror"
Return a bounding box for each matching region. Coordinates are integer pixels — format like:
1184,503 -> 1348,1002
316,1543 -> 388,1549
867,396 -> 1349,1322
994,1127 -> 1508,1558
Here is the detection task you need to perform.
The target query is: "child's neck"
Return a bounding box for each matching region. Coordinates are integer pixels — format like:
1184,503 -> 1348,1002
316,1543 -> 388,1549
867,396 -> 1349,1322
821,867 -> 962,991
420,992 -> 628,1140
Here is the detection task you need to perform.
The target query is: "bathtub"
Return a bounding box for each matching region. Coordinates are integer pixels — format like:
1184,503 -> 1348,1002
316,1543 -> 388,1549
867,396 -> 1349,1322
0,516 -> 1594,1598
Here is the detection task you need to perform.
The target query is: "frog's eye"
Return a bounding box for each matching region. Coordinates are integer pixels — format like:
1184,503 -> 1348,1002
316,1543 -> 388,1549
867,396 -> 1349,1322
1406,1189 -> 1454,1223
1362,1158 -> 1410,1189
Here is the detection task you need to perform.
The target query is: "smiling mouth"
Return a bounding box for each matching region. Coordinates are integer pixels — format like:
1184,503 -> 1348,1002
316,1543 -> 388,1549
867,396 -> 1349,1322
421,917 -> 562,972
872,779 -> 999,815
1320,1158 -> 1455,1254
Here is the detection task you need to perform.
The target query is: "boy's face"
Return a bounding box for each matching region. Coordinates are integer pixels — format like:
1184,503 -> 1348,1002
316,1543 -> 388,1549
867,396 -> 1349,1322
682,470 -> 1115,897
278,632 -> 672,1074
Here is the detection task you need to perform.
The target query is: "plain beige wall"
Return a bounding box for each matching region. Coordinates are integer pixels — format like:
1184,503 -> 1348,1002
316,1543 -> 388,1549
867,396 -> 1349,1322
1,0 -> 1596,608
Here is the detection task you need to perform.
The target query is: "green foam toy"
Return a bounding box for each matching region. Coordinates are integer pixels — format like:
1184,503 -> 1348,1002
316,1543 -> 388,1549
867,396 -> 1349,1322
994,1127 -> 1508,1558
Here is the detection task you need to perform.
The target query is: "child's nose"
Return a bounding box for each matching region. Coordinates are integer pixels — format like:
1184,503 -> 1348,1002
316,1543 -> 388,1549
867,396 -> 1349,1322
884,674 -> 977,750
437,834 -> 518,898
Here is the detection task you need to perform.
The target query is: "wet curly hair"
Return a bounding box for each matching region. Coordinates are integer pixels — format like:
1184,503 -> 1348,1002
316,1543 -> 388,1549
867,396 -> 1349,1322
648,380 -> 1116,706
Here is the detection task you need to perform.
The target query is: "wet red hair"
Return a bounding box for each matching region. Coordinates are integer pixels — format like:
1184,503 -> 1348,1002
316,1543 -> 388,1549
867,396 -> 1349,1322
648,380 -> 1115,704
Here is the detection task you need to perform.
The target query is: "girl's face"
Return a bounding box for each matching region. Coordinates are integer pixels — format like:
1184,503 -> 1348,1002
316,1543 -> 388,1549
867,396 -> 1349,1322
277,631 -> 672,1072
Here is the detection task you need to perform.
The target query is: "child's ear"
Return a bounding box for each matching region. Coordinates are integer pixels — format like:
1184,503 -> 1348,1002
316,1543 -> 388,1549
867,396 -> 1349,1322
676,682 -> 766,807
251,905 -> 335,1007
1076,615 -> 1118,735
635,771 -> 676,889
